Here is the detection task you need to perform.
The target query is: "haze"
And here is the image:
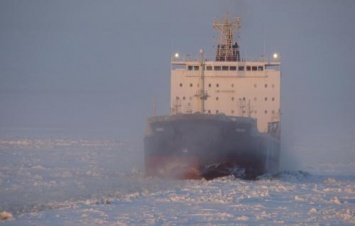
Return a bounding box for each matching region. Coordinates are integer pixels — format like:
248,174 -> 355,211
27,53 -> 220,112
1,0 -> 354,168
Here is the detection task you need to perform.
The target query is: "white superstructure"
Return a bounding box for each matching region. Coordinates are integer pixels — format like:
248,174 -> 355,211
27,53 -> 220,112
170,16 -> 281,133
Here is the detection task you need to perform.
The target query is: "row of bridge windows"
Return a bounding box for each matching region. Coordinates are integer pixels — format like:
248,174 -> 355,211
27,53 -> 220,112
176,96 -> 276,102
187,65 -> 264,71
179,83 -> 275,88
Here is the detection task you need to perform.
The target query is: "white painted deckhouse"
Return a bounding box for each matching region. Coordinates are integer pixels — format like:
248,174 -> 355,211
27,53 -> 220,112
170,16 -> 281,134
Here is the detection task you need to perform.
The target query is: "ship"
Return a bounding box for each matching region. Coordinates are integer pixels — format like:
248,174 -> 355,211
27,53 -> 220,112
144,15 -> 281,180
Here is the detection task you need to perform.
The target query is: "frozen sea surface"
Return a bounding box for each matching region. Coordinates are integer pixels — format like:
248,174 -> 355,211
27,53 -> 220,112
0,130 -> 354,225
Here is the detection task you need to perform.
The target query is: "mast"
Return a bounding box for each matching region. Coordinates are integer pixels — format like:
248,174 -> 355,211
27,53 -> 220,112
195,49 -> 208,113
213,15 -> 241,61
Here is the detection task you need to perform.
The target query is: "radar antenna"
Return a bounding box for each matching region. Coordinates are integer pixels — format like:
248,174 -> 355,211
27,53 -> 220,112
213,15 -> 241,61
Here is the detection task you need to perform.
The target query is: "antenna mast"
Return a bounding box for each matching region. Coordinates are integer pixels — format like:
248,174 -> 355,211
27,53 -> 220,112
213,15 -> 241,61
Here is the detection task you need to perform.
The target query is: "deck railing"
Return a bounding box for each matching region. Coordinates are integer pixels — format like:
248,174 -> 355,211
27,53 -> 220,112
171,55 -> 280,64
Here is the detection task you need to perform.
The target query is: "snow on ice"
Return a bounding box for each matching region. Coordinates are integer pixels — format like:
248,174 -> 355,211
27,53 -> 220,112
0,133 -> 354,225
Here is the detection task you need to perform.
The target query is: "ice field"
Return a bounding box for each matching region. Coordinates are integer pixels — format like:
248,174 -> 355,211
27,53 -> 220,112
0,130 -> 354,225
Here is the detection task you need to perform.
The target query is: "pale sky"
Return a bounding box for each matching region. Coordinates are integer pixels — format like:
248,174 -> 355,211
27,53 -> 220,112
1,0 -> 354,162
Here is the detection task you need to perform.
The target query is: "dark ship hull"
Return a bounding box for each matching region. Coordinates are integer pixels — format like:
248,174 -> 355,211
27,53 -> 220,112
144,114 -> 280,180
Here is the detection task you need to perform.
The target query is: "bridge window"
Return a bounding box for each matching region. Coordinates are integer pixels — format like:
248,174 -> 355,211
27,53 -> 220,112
238,66 -> 244,71
206,66 -> 212,70
258,66 -> 264,71
252,66 -> 257,71
194,66 -> 199,70
222,66 -> 228,71
230,66 -> 237,71
188,65 -> 193,70
246,66 -> 251,71
214,66 -> 221,71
